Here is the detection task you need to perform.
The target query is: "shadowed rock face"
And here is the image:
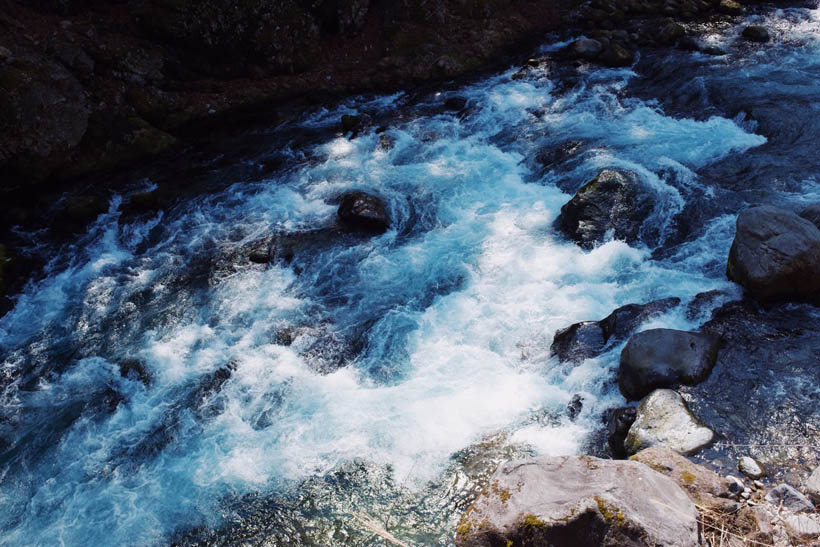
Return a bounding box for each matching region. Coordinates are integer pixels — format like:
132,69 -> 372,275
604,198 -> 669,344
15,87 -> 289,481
555,169 -> 654,249
727,205 -> 820,304
455,455 -> 699,547
618,328 -> 721,401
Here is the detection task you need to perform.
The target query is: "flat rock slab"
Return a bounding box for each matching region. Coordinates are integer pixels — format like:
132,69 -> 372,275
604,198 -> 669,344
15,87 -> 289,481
455,455 -> 698,547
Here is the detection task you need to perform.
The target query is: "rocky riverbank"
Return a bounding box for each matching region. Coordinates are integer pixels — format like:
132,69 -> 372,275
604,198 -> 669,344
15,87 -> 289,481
454,191 -> 820,545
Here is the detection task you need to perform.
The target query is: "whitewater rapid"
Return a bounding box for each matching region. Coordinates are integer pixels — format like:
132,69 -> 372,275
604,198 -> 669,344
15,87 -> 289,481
2,4 -> 820,545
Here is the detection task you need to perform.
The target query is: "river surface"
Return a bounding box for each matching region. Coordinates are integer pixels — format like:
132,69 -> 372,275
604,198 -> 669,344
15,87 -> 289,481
1,4 -> 820,546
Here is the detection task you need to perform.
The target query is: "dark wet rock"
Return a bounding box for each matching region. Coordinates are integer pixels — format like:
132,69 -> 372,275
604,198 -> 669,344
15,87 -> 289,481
455,455 -> 698,547
248,249 -> 272,264
65,195 -> 108,225
631,446 -> 737,510
625,389 -> 714,455
765,484 -> 814,513
551,297 -> 680,362
727,205 -> 820,304
799,204 -> 820,230
569,38 -> 604,60
686,290 -> 732,320
742,26 -> 771,43
535,140 -> 586,169
340,114 -> 361,134
556,168 -> 653,249
718,0 -> 743,14
676,35 -> 701,51
0,244 -> 9,301
682,300 -> 820,472
124,189 -> 163,215
444,96 -> 468,111
567,394 -> 584,420
702,45 -> 728,56
119,359 -> 151,385
618,328 -> 721,400
607,406 -> 637,458
337,192 -> 390,234
600,43 -> 635,67
658,22 -> 686,45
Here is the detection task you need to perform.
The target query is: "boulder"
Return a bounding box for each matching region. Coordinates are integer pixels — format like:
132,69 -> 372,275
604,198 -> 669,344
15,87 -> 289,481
658,22 -> 685,45
805,466 -> 820,504
742,25 -> 770,43
65,195 -> 108,225
618,328 -> 720,400
569,38 -> 604,60
444,96 -> 468,111
625,389 -> 714,455
766,484 -> 814,513
555,169 -> 653,249
784,513 -> 820,540
631,445 -> 736,509
738,456 -> 765,479
799,204 -> 820,230
337,192 -> 390,233
727,205 -> 820,303
455,455 -> 699,547
551,297 -> 680,362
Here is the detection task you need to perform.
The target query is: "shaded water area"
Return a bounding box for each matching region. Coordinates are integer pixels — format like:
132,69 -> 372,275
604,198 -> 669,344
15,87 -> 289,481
1,4 -> 820,545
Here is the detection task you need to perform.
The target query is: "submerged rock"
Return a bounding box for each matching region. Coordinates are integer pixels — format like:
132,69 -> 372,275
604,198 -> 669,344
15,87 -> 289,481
618,328 -> 720,400
625,389 -> 714,455
337,192 -> 390,233
556,169 -> 653,249
727,205 -> 820,304
600,43 -> 635,67
340,114 -> 361,134
742,25 -> 771,43
551,297 -> 680,362
455,455 -> 698,547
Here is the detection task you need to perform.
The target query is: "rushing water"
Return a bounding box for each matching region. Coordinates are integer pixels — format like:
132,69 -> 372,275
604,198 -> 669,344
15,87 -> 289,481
2,4 -> 820,546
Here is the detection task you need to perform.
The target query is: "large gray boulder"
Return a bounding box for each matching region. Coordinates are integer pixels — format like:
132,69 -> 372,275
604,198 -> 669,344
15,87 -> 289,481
555,169 -> 653,249
455,455 -> 699,547
618,328 -> 721,400
727,205 -> 820,304
625,389 -> 715,456
805,466 -> 820,504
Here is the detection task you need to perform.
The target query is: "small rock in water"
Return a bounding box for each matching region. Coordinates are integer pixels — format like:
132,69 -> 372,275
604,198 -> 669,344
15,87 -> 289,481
702,45 -> 728,56
444,96 -> 468,111
742,25 -> 770,43
340,114 -> 361,134
337,192 -> 390,234
624,389 -> 714,455
765,484 -> 814,513
738,456 -> 765,479
566,394 -> 584,420
568,38 -> 603,60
